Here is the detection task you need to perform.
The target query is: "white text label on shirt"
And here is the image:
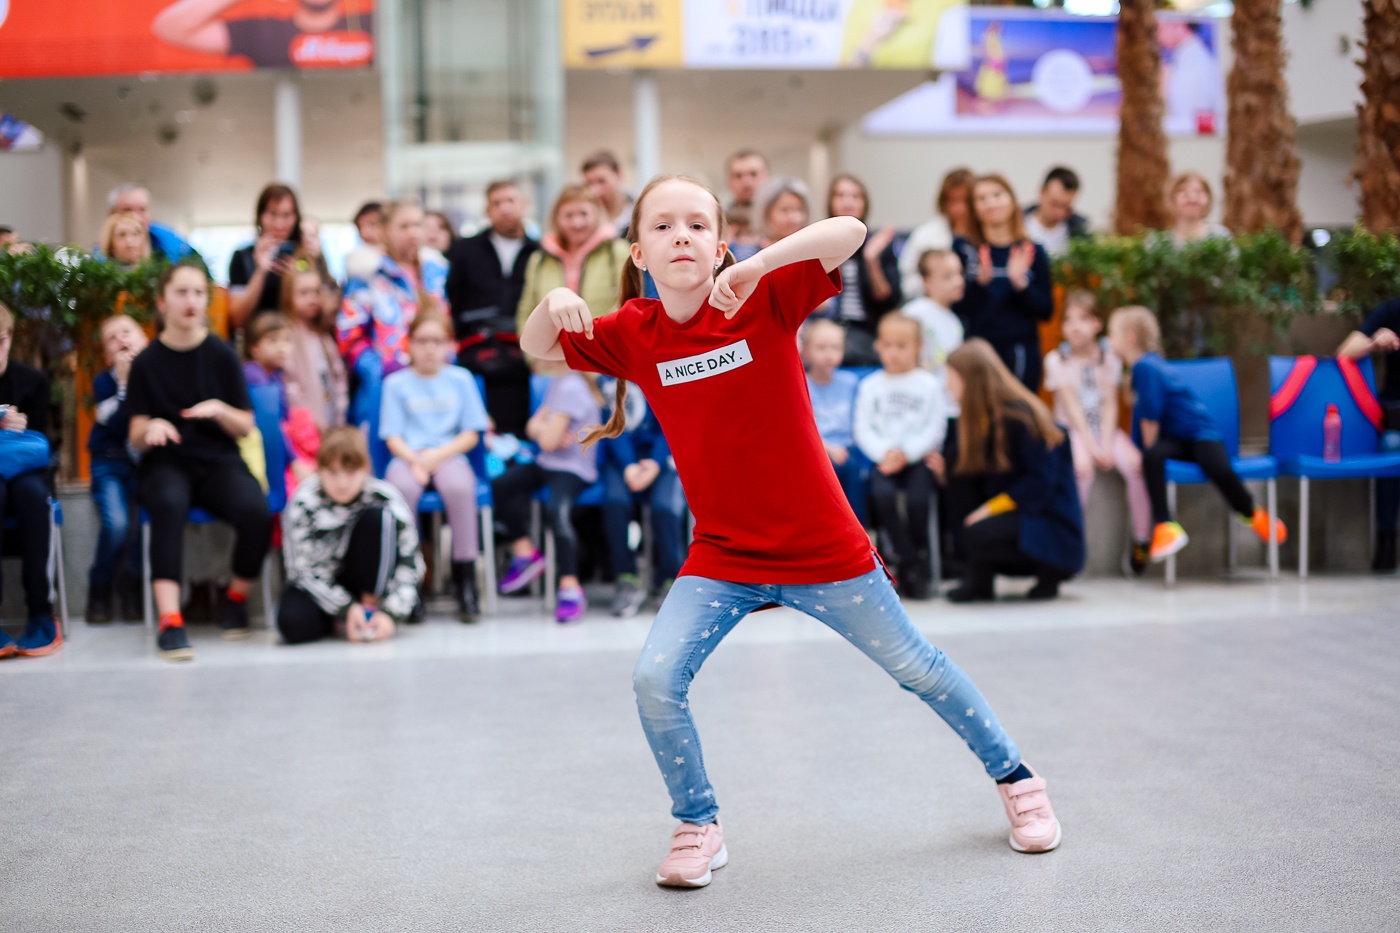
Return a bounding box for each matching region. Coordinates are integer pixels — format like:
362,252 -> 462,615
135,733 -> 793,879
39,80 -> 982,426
656,339 -> 754,387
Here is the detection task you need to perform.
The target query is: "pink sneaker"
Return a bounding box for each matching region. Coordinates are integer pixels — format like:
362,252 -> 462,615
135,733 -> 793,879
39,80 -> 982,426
655,819 -> 728,887
997,766 -> 1062,853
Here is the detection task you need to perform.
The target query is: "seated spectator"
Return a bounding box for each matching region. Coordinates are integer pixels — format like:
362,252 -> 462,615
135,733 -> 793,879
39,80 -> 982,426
281,268 -> 348,432
0,227 -> 17,250
125,263 -> 272,661
1337,298 -> 1400,571
940,339 -> 1084,603
491,366 -> 603,623
0,302 -> 61,658
597,380 -> 688,617
380,312 -> 489,622
582,150 -> 636,232
1106,306 -> 1286,563
229,183 -> 331,329
1162,172 -> 1231,246
724,201 -> 762,261
100,211 -> 152,267
821,173 -> 901,366
243,312 -> 314,493
446,179 -> 540,437
1023,166 -> 1089,256
86,314 -> 149,625
515,185 -> 629,337
802,319 -> 865,526
344,201 -> 386,284
424,210 -> 457,255
339,199 -> 449,475
855,315 -> 946,599
899,167 -> 973,299
901,248 -> 966,390
279,427 -> 424,645
1044,293 -> 1151,576
724,148 -> 770,210
953,173 -> 1053,391
107,183 -> 197,263
756,177 -> 811,247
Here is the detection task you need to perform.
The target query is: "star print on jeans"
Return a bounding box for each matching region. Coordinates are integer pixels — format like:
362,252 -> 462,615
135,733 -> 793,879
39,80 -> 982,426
709,600 -> 721,608
965,708 -> 975,716
852,595 -> 865,604
654,653 -> 667,663
674,757 -> 685,765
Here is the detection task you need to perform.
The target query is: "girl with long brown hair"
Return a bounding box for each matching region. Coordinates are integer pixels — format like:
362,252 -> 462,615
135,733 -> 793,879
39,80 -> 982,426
520,176 -> 1061,888
939,339 -> 1084,603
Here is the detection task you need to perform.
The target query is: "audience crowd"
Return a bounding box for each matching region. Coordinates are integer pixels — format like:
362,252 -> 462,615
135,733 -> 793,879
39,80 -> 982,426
0,151 -> 1395,663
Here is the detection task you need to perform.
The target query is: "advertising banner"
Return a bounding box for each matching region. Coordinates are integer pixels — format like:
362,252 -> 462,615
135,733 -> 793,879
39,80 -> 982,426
861,10 -> 1223,136
562,0 -> 684,69
0,0 -> 375,79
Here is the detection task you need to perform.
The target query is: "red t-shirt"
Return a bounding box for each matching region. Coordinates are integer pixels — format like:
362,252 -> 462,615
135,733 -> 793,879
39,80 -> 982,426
560,259 -> 875,584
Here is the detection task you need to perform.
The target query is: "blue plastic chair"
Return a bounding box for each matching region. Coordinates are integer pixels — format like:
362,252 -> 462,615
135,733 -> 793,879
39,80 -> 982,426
141,384 -> 286,631
1162,358 -> 1280,584
1269,356 -> 1400,577
3,498 -> 69,636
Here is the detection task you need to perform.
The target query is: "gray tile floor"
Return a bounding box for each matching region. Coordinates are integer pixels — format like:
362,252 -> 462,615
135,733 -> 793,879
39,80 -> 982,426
3,576 -> 1398,933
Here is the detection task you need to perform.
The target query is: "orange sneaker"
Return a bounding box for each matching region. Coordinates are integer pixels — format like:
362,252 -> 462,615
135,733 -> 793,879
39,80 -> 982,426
1149,521 -> 1190,562
1247,508 -> 1288,545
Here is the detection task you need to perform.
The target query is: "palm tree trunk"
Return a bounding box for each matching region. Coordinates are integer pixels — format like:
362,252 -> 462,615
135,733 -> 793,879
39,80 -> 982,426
1115,0 -> 1172,234
1357,0 -> 1400,233
1223,0 -> 1303,243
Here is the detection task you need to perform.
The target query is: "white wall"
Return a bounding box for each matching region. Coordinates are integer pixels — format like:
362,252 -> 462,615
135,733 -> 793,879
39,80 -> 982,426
1284,0 -> 1363,127
0,145 -> 65,243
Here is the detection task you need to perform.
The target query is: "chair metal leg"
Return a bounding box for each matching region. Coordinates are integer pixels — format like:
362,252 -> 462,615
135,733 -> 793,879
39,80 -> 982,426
261,555 -> 276,634
1267,478 -> 1279,579
544,526 -> 557,612
142,521 -> 154,630
480,505 -> 497,615
927,492 -> 942,592
640,503 -> 654,593
530,500 -> 544,598
50,508 -> 69,638
1225,487 -> 1238,574
1299,477 -> 1310,578
1166,482 -> 1178,586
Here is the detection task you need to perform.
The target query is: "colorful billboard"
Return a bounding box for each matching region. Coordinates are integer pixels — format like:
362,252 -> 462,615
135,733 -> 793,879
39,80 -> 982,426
0,0 -> 375,79
563,0 -> 967,70
861,10 -> 1222,136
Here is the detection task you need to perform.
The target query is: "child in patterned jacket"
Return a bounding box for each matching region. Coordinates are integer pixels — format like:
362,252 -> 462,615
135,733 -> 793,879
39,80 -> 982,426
278,426 -> 424,645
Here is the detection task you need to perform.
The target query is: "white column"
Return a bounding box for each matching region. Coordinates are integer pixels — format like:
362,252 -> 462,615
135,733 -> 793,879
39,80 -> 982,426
633,70 -> 660,184
274,78 -> 302,188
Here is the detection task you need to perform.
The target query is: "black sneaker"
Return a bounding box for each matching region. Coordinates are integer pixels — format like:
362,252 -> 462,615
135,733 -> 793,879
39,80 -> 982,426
157,625 -> 194,661
452,561 -> 480,623
1122,542 -> 1150,579
87,581 -> 113,625
118,576 -> 144,622
611,578 -> 647,618
1027,577 -> 1061,600
946,581 -> 994,604
1374,533 -> 1397,573
898,563 -> 931,601
218,593 -> 251,640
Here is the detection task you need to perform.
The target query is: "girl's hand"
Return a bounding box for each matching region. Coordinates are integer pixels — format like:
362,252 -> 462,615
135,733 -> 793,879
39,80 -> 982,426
366,610 -> 395,642
1,409 -> 27,432
709,257 -> 765,318
1007,241 -> 1036,289
113,348 -> 137,385
1373,327 -> 1400,353
924,450 -> 946,484
624,458 -> 661,492
410,461 -> 431,487
976,245 -> 994,286
1092,444 -> 1115,471
545,288 -> 594,340
253,233 -> 282,274
877,449 -> 908,475
864,225 -> 897,263
964,503 -> 994,526
826,443 -> 849,467
300,219 -> 323,259
145,418 -> 181,447
181,400 -> 227,421
346,602 -> 368,641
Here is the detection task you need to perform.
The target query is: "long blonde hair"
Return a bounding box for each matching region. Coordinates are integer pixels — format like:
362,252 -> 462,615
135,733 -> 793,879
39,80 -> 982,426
101,211 -> 150,263
947,339 -> 1063,474
581,175 -> 738,449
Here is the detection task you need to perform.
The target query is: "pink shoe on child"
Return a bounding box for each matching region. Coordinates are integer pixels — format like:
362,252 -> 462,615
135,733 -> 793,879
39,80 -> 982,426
997,765 -> 1062,852
655,819 -> 728,887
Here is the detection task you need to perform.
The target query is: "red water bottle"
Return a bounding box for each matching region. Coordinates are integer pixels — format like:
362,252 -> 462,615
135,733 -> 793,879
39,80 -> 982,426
1323,404 -> 1342,462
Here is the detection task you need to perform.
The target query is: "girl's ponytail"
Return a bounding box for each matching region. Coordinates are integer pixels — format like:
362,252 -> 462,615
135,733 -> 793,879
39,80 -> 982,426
580,379 -> 628,450
618,258 -> 645,306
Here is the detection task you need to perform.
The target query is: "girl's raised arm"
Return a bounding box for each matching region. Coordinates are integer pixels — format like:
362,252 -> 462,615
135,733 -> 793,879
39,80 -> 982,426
520,287 -> 594,361
710,216 -> 866,317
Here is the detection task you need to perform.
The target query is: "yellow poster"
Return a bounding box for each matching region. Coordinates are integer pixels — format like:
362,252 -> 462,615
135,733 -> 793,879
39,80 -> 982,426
562,0 -> 684,69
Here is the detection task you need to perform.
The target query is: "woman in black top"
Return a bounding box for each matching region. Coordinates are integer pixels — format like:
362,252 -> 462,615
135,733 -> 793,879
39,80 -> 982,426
951,174 -> 1053,391
821,173 -> 902,366
227,183 -> 328,329
127,264 -> 272,661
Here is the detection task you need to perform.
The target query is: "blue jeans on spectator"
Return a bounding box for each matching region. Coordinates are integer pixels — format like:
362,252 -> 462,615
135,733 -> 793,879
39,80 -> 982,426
602,463 -> 690,584
632,555 -> 1021,825
89,454 -> 141,587
831,448 -> 867,527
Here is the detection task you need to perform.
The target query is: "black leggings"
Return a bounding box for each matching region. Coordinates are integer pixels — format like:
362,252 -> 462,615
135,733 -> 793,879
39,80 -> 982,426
1141,437 -> 1254,525
492,462 -> 588,578
963,512 -> 1062,590
868,463 -> 935,568
278,505 -> 397,645
0,470 -> 52,618
140,456 -> 272,583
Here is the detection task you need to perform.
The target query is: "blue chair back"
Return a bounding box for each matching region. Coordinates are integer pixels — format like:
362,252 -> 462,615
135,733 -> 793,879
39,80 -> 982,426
843,365 -> 881,384
1166,358 -> 1240,457
1269,356 -> 1381,460
530,374 -> 553,413
247,383 -> 288,514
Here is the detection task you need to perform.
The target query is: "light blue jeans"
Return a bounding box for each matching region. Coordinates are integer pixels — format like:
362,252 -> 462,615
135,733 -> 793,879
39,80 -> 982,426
632,556 -> 1022,824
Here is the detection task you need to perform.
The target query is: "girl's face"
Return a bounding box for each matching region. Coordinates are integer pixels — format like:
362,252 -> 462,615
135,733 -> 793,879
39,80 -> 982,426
946,367 -> 964,405
290,273 -> 323,323
766,192 -> 809,242
829,179 -> 866,221
1173,179 -> 1211,223
386,206 -> 424,263
260,196 -> 298,241
321,465 -> 368,505
424,214 -> 452,253
409,320 -> 452,372
101,316 -> 148,364
631,180 -> 727,296
1107,318 -> 1133,358
1061,304 -> 1101,349
112,221 -> 147,265
252,328 -> 293,371
943,186 -> 970,227
157,267 -> 209,331
972,181 -> 1015,229
802,324 -> 845,375
556,200 -> 599,250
